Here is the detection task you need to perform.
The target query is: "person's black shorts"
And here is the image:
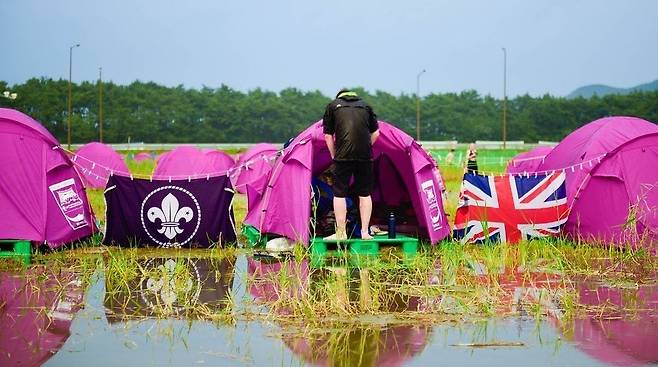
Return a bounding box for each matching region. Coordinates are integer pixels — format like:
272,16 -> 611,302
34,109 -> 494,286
332,160 -> 373,198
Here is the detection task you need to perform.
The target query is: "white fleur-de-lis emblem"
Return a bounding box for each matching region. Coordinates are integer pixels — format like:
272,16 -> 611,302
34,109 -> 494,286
145,259 -> 193,306
147,193 -> 194,240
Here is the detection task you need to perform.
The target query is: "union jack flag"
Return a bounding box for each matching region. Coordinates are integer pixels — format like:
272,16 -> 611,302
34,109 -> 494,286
453,172 -> 568,243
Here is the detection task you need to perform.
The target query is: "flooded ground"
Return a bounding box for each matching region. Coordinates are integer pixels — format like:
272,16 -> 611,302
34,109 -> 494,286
1,244 -> 657,366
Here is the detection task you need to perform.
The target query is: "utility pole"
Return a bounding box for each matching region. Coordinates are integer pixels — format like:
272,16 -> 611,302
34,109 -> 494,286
98,67 -> 103,143
502,47 -> 508,150
416,69 -> 426,141
67,43 -> 80,150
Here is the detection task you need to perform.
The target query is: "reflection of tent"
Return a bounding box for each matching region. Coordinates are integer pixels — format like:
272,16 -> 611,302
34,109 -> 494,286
154,146 -> 235,178
571,283 -> 658,366
0,268 -> 83,366
247,256 -> 430,366
75,142 -> 129,188
506,146 -> 553,174
247,257 -> 309,304
283,325 -> 430,367
104,256 -> 235,322
0,108 -> 97,248
244,121 -> 450,244
536,116 -> 658,244
231,143 -> 278,194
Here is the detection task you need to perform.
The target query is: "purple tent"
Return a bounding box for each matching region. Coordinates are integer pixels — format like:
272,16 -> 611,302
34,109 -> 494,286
537,116 -> 658,245
231,143 -> 279,194
0,108 -> 97,248
244,121 -> 450,244
133,152 -> 153,162
202,148 -> 236,172
153,145 -> 234,178
506,145 -> 553,174
75,142 -> 129,188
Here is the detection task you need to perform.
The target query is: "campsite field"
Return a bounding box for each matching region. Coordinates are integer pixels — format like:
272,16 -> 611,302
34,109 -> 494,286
4,148 -> 658,366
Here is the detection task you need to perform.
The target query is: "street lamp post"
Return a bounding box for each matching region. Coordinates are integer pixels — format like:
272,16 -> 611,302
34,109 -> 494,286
98,67 -> 103,143
67,43 -> 80,150
502,47 -> 507,150
416,69 -> 426,142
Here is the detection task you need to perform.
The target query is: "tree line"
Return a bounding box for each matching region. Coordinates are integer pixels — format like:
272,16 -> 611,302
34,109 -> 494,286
1,78 -> 657,144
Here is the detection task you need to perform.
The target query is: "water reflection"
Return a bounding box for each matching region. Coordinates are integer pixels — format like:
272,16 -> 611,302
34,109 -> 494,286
247,255 -> 430,366
567,282 -> 658,366
3,251 -> 657,366
104,256 -> 235,321
0,267 -> 83,366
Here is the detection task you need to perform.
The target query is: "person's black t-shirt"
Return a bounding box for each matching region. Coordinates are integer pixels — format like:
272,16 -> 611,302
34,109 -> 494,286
322,95 -> 378,161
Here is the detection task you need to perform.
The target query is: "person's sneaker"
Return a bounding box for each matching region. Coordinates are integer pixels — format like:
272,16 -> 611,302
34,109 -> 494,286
369,225 -> 387,236
265,237 -> 294,252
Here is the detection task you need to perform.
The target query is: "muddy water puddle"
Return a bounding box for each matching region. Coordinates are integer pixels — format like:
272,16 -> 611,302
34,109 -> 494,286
1,249 -> 657,366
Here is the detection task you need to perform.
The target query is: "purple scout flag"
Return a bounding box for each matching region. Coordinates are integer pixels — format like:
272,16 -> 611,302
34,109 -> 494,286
103,175 -> 236,247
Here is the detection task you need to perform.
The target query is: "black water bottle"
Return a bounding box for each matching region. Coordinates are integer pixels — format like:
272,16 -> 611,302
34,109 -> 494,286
388,212 -> 396,239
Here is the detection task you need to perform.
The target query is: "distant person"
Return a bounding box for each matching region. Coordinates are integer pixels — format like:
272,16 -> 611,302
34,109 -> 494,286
323,88 -> 380,240
466,143 -> 478,174
445,148 -> 455,166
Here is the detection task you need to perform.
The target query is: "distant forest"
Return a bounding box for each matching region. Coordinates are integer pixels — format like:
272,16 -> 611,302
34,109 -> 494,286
2,78 -> 657,144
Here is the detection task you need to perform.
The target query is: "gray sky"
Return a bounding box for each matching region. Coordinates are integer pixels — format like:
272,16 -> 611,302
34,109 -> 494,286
2,0 -> 657,98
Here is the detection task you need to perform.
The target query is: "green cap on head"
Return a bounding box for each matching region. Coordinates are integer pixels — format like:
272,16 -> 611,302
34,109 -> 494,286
336,88 -> 358,99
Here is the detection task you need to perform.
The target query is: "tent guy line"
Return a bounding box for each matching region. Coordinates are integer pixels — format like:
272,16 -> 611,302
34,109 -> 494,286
60,145 -> 607,186
58,145 -> 283,182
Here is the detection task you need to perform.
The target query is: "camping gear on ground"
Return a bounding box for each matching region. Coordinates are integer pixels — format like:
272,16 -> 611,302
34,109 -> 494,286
154,145 -> 235,178
387,213 -> 396,239
506,145 -> 553,174
231,143 -> 278,193
243,121 -> 450,245
75,142 -> 129,188
103,174 -> 236,247
453,172 -> 569,243
535,116 -> 658,245
0,108 -> 97,249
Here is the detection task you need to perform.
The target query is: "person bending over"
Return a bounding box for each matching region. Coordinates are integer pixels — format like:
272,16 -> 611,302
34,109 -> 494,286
323,88 -> 380,240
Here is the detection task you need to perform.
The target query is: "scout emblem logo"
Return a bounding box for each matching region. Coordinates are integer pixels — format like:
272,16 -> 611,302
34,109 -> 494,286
49,178 -> 88,229
140,186 -> 201,247
140,258 -> 201,312
421,179 -> 443,231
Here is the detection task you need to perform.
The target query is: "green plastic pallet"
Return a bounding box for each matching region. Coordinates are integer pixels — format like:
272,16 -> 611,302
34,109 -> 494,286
310,234 -> 418,268
0,240 -> 31,265
241,225 -> 269,248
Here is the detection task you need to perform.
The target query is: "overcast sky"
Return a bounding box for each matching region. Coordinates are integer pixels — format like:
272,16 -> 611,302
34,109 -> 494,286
2,0 -> 657,98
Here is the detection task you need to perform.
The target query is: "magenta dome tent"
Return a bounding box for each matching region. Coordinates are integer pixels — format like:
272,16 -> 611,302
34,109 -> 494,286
75,142 -> 129,188
231,143 -> 279,194
153,145 -> 234,178
536,116 -> 658,245
0,108 -> 97,248
133,152 -> 153,161
202,148 -> 236,172
506,145 -> 553,174
244,121 -> 450,245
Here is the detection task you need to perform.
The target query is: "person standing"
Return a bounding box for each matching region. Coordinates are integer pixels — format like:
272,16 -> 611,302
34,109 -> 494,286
445,148 -> 455,166
466,143 -> 478,174
323,89 -> 380,240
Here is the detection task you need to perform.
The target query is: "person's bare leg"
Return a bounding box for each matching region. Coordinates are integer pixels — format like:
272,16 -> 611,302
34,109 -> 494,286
359,195 -> 373,240
333,197 -> 347,239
